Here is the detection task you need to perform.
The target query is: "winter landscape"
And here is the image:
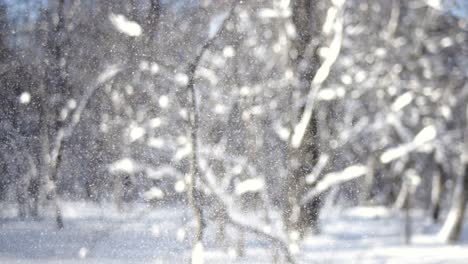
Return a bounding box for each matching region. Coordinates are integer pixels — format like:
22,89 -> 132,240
1,0 -> 468,263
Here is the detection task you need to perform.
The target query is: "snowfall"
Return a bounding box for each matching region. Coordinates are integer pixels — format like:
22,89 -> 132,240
1,201 -> 467,264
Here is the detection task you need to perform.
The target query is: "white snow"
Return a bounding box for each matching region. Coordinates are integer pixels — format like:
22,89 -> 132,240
192,242 -> 205,264
380,125 -> 437,164
222,46 -> 235,58
258,8 -> 280,18
78,247 -> 89,259
97,64 -> 122,84
67,99 -> 77,109
129,126 -> 145,142
143,187 -> 165,200
109,158 -> 138,174
239,86 -> 251,96
19,92 -> 31,104
391,92 -> 414,112
174,143 -> 192,161
413,125 -> 437,146
380,145 -> 409,164
109,13 -> 142,37
174,180 -> 186,193
1,202 -> 468,263
235,178 -> 265,196
213,104 -> 225,114
159,95 -> 169,109
306,154 -> 330,184
197,67 -> 219,86
425,0 -> 443,10
149,117 -> 162,128
175,73 -> 189,86
318,87 -> 346,101
302,164 -> 367,204
274,123 -> 290,141
150,62 -> 160,74
179,108 -> 189,120
148,137 -> 164,148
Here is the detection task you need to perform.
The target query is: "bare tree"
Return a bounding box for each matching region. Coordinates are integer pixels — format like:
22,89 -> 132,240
286,0 -> 346,238
439,104 -> 468,242
184,1 -> 240,262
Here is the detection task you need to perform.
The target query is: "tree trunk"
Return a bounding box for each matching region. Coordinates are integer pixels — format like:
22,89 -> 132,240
285,0 -> 323,239
287,110 -> 320,237
439,105 -> 468,242
361,157 -> 376,204
431,151 -> 445,222
38,77 -> 64,229
439,163 -> 468,242
404,176 -> 412,244
186,33 -> 206,264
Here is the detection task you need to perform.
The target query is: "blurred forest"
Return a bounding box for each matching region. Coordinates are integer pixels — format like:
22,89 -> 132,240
0,0 -> 467,262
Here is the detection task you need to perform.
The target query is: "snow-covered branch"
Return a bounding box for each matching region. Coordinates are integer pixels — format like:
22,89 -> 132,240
49,65 -> 124,172
291,0 -> 346,149
197,164 -> 296,263
109,13 -> 142,37
380,125 -> 437,164
301,164 -> 367,205
305,154 -> 330,184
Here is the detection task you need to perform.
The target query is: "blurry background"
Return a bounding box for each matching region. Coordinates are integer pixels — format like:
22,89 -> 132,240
0,0 -> 468,263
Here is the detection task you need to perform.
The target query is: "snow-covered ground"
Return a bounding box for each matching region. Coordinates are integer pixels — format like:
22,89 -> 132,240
1,202 -> 467,263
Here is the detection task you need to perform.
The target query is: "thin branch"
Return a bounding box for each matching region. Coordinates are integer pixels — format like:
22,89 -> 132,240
184,1 -> 240,262
198,164 -> 296,264
49,65 -> 124,174
227,215 -> 296,264
301,163 -> 367,205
